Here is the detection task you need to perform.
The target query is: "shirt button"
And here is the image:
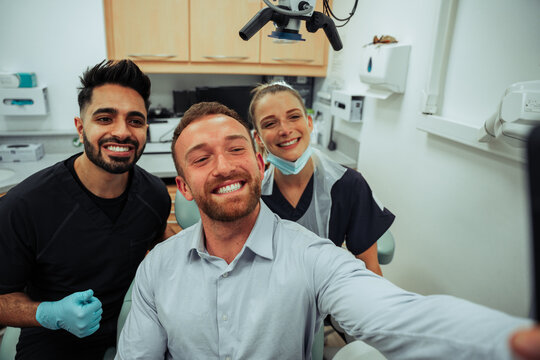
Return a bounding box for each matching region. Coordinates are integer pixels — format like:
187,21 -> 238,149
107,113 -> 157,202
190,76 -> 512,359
222,272 -> 229,278
222,314 -> 228,321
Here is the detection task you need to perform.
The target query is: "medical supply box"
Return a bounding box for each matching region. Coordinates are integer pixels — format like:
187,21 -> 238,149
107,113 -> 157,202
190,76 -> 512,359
0,143 -> 45,162
0,72 -> 37,88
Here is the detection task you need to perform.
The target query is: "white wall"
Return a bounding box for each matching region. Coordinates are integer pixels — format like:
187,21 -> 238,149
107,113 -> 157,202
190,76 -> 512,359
0,1 -> 262,132
318,0 -> 537,316
441,0 -> 540,125
0,0 -> 108,132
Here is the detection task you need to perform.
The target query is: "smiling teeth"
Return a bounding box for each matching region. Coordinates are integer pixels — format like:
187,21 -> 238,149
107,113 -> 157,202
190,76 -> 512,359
107,146 -> 129,152
216,182 -> 242,194
280,139 -> 298,147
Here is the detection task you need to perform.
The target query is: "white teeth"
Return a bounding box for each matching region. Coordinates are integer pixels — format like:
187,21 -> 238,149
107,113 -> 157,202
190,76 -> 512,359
107,146 -> 130,152
279,138 -> 299,147
216,182 -> 242,194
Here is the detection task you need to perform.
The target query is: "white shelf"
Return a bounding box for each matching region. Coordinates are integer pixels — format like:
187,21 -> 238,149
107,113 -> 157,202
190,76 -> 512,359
416,114 -> 525,163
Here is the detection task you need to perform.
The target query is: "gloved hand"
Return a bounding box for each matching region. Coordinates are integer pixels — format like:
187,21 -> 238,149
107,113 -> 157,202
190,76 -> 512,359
36,289 -> 103,338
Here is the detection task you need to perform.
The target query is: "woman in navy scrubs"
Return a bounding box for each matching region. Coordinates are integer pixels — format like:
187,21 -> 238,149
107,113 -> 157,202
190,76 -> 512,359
249,82 -> 394,275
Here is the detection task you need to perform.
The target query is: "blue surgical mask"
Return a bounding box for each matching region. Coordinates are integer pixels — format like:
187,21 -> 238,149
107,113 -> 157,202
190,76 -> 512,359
266,145 -> 313,175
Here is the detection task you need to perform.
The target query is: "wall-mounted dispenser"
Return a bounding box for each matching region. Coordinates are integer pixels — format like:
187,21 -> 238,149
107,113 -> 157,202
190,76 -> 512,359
0,86 -> 49,115
331,90 -> 364,122
359,43 -> 411,99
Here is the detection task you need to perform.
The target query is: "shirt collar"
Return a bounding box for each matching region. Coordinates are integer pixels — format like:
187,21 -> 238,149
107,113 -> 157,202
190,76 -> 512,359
188,221 -> 206,257
244,201 -> 274,260
187,200 -> 275,261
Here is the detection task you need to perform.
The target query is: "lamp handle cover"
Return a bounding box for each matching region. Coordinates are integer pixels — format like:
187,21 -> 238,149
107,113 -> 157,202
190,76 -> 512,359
239,7 -> 287,41
306,11 -> 343,51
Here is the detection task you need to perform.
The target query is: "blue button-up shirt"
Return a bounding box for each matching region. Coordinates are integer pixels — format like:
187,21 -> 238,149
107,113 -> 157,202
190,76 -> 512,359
116,202 -> 529,360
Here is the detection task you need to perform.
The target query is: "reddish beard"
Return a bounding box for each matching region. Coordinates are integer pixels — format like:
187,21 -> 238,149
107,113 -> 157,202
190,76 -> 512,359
193,170 -> 261,222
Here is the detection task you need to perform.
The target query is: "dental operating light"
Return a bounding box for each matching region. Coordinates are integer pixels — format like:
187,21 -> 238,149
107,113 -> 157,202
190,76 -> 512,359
239,0 -> 358,51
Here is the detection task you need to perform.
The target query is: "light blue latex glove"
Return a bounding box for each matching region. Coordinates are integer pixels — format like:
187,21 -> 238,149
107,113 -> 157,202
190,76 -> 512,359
36,289 -> 103,338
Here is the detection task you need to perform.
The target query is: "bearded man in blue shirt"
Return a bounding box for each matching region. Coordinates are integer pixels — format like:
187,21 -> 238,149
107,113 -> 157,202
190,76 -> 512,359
116,101 -> 531,360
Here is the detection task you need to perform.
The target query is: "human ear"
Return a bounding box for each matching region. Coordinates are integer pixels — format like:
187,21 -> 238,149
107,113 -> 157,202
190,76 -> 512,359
254,131 -> 265,149
74,117 -> 84,143
176,175 -> 194,201
256,152 -> 265,178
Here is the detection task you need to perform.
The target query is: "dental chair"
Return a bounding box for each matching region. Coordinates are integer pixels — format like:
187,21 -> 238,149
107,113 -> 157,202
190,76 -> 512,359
0,327 -> 20,360
376,230 -> 395,266
102,281 -> 133,360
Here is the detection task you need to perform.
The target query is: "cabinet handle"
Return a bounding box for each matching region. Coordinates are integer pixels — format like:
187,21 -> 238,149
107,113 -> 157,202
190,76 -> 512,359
127,54 -> 177,58
203,55 -> 249,61
272,58 -> 314,63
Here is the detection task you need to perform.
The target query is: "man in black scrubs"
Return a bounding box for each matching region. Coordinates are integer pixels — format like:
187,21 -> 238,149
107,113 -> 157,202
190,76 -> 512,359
0,60 -> 171,359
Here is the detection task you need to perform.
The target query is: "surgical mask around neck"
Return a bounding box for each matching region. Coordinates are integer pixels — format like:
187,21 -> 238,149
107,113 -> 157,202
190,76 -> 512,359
266,145 -> 313,175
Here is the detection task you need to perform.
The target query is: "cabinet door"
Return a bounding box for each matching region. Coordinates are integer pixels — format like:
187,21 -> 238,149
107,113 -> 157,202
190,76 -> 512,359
190,0 -> 261,64
106,0 -> 189,62
260,1 -> 328,66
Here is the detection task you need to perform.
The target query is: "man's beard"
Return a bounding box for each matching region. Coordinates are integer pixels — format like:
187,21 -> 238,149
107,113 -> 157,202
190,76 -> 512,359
192,170 -> 261,222
82,132 -> 145,174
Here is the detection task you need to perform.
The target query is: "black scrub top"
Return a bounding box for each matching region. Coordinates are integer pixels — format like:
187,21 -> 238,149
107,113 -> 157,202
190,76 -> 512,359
0,154 -> 171,359
262,168 -> 395,255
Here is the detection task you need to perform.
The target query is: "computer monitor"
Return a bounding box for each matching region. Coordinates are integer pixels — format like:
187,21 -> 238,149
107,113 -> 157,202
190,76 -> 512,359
173,90 -> 197,116
195,86 -> 255,128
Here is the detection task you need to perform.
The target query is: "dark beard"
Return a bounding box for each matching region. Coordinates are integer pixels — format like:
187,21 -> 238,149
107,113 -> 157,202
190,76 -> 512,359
82,132 -> 145,174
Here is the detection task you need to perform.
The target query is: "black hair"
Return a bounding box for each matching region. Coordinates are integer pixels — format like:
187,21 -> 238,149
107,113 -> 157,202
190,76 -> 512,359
77,59 -> 151,113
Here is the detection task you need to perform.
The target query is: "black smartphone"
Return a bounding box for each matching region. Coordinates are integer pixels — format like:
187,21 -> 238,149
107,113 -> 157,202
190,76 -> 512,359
527,126 -> 540,320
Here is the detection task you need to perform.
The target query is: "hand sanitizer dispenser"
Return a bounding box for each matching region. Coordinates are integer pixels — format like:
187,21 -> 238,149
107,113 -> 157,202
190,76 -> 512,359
359,43 -> 411,96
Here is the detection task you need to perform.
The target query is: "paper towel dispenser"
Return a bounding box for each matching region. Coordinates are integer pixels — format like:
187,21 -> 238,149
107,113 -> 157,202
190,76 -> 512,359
359,43 -> 411,97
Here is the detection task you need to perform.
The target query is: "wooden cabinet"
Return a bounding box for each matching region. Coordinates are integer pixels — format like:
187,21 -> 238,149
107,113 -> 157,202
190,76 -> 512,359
105,0 -> 189,62
104,0 -> 329,76
190,0 -> 260,64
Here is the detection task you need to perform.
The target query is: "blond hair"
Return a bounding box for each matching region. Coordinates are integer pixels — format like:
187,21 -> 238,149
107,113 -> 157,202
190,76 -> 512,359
248,81 -> 307,131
